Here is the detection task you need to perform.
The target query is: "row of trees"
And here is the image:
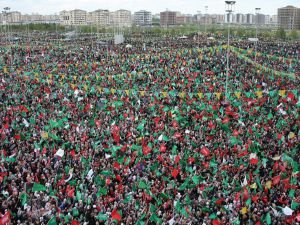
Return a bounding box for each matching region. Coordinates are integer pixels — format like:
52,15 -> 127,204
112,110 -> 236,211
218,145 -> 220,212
0,23 -> 299,41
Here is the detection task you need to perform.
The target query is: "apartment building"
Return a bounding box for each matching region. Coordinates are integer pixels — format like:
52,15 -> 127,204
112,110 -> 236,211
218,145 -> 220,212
110,9 -> 132,27
134,10 -> 152,26
160,11 -> 176,27
278,5 -> 300,30
59,9 -> 87,25
88,9 -> 110,26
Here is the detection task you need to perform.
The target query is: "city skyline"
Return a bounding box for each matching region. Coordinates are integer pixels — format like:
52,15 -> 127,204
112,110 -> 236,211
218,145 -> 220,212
0,0 -> 299,15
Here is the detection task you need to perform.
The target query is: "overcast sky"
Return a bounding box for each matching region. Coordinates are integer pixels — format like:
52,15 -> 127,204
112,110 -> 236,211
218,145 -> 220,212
0,0 -> 299,15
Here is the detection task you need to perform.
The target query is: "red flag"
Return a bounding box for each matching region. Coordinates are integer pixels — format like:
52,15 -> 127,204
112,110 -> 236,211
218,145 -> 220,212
173,132 -> 181,139
160,144 -> 166,153
174,155 -> 180,164
208,121 -> 215,129
115,174 -> 122,182
171,169 -> 179,178
254,222 -> 261,225
66,185 -> 75,198
70,150 -> 76,157
222,117 -> 230,124
287,92 -> 294,100
113,162 -> 120,170
0,211 -> 11,225
188,157 -> 195,164
243,188 -> 249,201
71,220 -> 80,225
14,134 -> 21,140
142,145 -> 151,155
215,198 -> 224,205
95,119 -> 101,128
233,130 -> 239,137
42,147 -> 47,155
252,195 -> 259,203
106,178 -> 111,186
272,175 -> 281,185
212,219 -> 221,225
19,105 -> 29,113
200,147 -> 210,157
250,158 -> 259,165
111,209 -> 121,221
111,125 -> 120,143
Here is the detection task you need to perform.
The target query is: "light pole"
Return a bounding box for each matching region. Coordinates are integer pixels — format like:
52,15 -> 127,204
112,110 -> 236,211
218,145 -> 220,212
205,6 -> 208,33
254,7 -> 261,62
3,7 -> 13,72
197,10 -> 201,46
3,7 -> 11,45
225,1 -> 236,99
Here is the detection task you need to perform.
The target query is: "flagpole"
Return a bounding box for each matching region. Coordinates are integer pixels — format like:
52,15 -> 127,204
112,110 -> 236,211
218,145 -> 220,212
254,8 -> 261,63
225,1 -> 236,100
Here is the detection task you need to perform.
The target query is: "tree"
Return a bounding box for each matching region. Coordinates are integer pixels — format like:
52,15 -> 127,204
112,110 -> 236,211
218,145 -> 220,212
289,30 -> 299,40
276,28 -> 286,40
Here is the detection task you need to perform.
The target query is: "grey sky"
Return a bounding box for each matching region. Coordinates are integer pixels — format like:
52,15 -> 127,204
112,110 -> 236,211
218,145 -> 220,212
0,0 -> 299,15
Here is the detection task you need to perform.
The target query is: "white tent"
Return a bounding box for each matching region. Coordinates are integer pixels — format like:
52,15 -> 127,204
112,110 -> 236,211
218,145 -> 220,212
248,38 -> 259,42
179,35 -> 188,39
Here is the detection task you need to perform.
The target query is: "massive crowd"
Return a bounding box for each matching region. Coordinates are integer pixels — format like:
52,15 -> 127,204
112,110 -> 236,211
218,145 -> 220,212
0,35 -> 299,225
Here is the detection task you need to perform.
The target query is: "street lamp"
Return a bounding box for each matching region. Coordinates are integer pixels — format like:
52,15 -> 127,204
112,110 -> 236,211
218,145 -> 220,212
3,7 -> 11,44
205,6 -> 208,33
254,7 -> 261,62
197,10 -> 201,46
225,1 -> 236,99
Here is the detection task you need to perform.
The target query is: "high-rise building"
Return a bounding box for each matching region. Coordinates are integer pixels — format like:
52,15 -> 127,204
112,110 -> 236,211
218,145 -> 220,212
89,9 -> 110,26
256,13 -> 266,25
59,9 -> 87,25
278,5 -> 300,30
245,14 -> 254,24
2,11 -> 21,24
110,9 -> 132,27
134,10 -> 152,26
270,15 -> 278,26
160,10 -> 176,27
236,13 -> 244,24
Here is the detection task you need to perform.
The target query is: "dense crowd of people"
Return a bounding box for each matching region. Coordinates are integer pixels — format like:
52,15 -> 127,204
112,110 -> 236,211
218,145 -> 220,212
0,35 -> 299,225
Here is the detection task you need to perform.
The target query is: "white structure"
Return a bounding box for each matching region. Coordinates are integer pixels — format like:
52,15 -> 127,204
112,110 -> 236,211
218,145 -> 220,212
134,10 -> 152,26
270,15 -> 278,26
2,11 -> 22,24
89,9 -> 110,26
20,13 -> 59,24
59,9 -> 87,25
236,13 -> 244,24
110,9 -> 132,27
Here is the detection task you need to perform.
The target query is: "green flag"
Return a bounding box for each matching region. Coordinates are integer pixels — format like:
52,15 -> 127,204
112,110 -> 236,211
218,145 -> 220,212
138,181 -> 148,189
32,183 -> 47,192
96,213 -> 108,221
20,192 -> 28,206
291,200 -> 300,210
265,212 -> 271,225
47,217 -> 57,225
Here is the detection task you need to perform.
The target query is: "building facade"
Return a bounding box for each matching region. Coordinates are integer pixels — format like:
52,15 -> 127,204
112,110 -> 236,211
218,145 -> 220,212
278,6 -> 300,30
2,11 -> 22,24
110,9 -> 132,27
134,10 -> 152,26
245,14 -> 254,24
59,9 -> 87,26
256,13 -> 266,25
160,11 -> 176,27
89,9 -> 110,26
